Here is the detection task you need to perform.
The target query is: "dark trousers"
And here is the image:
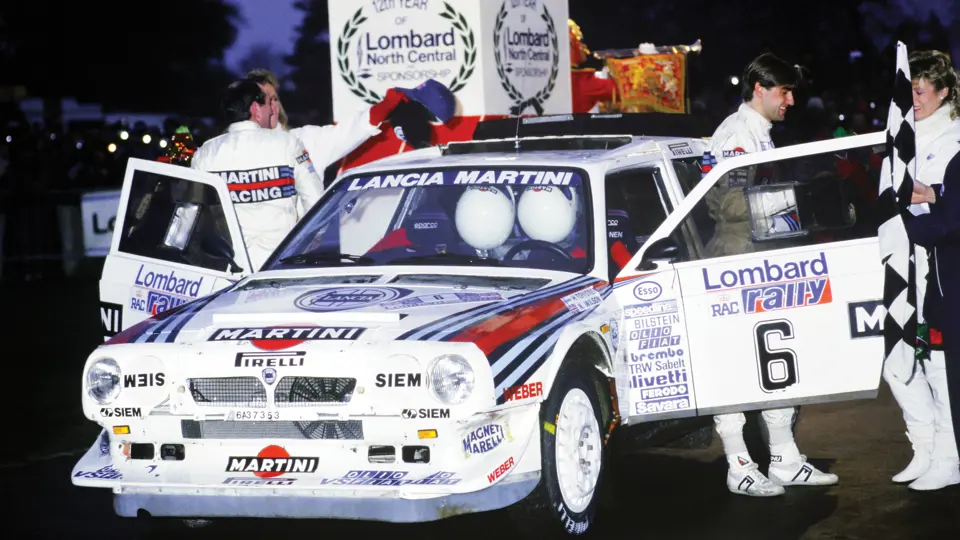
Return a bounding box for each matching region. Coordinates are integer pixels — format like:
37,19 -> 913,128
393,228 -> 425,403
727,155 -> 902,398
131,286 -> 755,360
943,317 -> 960,455
946,347 -> 960,456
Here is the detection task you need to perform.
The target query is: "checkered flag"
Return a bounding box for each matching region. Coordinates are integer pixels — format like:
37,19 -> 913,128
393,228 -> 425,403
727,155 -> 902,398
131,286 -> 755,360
877,41 -> 919,383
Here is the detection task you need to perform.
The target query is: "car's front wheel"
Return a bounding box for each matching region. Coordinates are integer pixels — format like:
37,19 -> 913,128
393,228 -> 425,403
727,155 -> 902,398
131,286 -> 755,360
509,363 -> 607,537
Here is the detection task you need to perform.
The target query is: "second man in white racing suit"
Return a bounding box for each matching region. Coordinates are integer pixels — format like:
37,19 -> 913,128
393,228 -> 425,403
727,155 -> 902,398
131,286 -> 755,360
191,79 -> 324,271
246,69 -> 455,187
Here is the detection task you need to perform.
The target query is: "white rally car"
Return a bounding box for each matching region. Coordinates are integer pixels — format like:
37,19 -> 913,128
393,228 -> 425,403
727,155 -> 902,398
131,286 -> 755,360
75,114 -> 888,536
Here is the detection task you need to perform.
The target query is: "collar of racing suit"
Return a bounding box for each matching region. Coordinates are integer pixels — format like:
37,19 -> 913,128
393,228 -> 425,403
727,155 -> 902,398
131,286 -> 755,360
227,120 -> 262,133
737,102 -> 772,133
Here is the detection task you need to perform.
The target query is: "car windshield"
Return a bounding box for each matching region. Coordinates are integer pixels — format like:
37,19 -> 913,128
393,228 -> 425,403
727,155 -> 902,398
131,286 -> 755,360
265,167 -> 592,273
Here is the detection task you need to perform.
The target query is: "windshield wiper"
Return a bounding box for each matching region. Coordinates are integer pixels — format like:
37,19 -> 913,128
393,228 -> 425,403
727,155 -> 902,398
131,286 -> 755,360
277,252 -> 374,265
386,253 -> 503,266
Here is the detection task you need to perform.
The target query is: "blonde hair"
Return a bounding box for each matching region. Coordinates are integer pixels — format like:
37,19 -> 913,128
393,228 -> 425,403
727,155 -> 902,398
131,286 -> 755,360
909,50 -> 960,120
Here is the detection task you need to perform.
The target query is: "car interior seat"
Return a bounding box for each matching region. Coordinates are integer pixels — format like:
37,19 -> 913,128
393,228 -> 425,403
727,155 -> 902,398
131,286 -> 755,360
403,204 -> 457,256
607,208 -> 637,278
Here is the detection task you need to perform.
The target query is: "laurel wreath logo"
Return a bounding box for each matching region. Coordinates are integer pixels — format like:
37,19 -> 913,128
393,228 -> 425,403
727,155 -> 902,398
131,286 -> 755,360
493,1 -> 560,115
438,2 -> 477,93
337,3 -> 476,105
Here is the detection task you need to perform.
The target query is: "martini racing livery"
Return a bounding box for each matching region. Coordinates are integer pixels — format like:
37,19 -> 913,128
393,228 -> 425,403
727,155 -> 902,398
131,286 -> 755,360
76,115 -> 888,536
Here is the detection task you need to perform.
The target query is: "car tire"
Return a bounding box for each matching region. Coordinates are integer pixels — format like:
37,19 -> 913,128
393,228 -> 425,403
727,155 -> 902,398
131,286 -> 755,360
508,362 -> 608,537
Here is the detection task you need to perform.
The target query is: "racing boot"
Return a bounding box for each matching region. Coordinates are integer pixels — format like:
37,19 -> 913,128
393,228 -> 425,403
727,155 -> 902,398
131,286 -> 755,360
768,454 -> 839,486
726,455 -> 785,497
908,459 -> 960,491
892,429 -> 933,483
909,427 -> 960,491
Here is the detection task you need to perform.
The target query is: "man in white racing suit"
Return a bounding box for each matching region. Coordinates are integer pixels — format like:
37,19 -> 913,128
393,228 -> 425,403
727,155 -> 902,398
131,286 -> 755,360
706,53 -> 839,497
191,79 -> 324,271
246,69 -> 451,185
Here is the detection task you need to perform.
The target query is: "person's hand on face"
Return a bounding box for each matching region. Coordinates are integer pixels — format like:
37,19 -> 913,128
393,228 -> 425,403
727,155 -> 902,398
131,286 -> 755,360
257,83 -> 281,129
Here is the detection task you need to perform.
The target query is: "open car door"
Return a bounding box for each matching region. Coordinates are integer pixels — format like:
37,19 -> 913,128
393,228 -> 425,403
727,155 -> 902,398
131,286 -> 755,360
611,132 -> 888,424
99,158 -> 253,340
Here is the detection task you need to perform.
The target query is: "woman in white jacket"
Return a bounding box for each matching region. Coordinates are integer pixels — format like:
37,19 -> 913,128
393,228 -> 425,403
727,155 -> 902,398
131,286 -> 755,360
885,49 -> 960,491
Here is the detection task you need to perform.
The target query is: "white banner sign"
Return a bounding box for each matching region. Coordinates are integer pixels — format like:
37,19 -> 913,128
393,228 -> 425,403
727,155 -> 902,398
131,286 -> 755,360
329,0 -> 571,121
81,189 -> 121,257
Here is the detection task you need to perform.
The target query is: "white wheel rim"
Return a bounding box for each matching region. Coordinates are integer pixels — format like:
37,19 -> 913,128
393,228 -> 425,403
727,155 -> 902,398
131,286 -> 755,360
554,387 -> 602,513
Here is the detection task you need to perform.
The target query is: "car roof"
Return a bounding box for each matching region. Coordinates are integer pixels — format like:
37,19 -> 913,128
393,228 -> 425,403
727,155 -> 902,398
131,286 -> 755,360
345,134 -> 707,176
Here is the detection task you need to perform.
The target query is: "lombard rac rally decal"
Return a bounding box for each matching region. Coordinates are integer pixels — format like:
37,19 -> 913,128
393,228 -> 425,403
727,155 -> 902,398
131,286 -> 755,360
130,264 -> 204,315
380,291 -> 504,310
295,287 -> 413,312
346,169 -> 582,191
704,252 -> 832,317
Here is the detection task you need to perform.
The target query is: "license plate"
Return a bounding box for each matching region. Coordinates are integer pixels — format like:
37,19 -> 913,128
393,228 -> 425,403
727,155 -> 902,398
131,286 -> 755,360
225,409 -> 282,421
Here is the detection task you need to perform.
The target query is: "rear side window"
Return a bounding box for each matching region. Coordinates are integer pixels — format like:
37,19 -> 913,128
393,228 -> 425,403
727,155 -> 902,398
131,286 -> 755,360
672,156 -> 704,197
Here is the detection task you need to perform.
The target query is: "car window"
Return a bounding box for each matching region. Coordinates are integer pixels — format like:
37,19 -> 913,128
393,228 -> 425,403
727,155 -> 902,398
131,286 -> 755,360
671,156 -> 704,197
605,167 -> 671,279
266,167 -> 594,274
118,170 -> 237,272
666,141 -> 884,262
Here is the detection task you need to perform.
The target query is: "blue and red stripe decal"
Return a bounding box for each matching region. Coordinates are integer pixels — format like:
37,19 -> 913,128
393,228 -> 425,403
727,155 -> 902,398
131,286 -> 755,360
398,276 -> 612,403
103,289 -> 227,346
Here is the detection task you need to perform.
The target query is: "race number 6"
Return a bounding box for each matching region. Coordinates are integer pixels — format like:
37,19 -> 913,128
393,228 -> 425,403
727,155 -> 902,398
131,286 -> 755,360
754,320 -> 798,393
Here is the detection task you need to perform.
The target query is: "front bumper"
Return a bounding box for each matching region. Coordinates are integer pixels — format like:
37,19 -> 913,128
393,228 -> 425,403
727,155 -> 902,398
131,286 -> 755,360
112,471 -> 539,521
72,401 -> 542,521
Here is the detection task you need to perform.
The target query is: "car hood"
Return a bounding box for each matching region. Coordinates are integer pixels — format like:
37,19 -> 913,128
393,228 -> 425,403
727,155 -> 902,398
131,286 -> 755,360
109,273 -> 609,348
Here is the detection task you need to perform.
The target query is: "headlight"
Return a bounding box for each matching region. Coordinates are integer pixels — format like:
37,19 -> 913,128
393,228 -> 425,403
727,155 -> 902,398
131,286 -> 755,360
86,358 -> 122,405
427,354 -> 475,405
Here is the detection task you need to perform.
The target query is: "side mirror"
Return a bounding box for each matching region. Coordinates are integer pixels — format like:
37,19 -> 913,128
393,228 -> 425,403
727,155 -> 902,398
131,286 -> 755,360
637,237 -> 679,270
